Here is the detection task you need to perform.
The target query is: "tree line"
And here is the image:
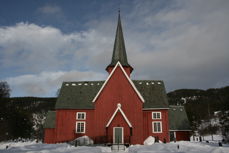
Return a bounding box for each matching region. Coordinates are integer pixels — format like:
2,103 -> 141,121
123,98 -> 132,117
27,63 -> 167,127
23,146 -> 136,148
167,86 -> 229,142
0,81 -> 56,141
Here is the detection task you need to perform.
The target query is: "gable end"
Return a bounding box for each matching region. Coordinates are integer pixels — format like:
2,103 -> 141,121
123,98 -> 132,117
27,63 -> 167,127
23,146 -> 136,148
92,62 -> 145,103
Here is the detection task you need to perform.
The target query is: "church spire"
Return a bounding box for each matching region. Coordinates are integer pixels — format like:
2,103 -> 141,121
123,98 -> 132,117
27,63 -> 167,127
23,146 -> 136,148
106,11 -> 133,75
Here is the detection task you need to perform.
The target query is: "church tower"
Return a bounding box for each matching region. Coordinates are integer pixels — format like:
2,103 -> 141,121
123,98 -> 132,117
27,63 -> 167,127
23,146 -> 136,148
106,12 -> 133,76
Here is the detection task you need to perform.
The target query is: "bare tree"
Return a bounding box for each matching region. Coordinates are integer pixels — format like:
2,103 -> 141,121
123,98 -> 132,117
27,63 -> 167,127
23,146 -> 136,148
0,81 -> 11,98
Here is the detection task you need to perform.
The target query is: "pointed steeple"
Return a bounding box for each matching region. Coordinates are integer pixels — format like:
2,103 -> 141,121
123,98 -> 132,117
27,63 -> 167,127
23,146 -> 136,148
106,11 -> 133,75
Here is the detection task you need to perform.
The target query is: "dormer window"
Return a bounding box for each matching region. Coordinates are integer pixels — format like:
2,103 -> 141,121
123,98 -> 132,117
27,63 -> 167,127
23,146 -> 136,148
152,112 -> 161,119
76,112 -> 86,120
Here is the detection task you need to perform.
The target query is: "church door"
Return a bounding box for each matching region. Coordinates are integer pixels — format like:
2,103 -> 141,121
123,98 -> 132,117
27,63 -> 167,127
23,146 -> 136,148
113,127 -> 123,144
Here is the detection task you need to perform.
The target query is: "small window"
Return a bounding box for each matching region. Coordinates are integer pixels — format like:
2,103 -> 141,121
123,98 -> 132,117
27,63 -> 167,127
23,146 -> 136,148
76,112 -> 86,120
76,121 -> 85,133
152,121 -> 162,133
152,112 -> 161,119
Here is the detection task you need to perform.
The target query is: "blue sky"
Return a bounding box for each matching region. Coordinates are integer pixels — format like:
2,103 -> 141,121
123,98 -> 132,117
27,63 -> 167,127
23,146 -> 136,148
0,0 -> 229,97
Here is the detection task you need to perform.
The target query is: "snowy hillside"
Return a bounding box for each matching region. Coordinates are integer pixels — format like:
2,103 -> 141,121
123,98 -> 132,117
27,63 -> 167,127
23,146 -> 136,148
0,141 -> 228,153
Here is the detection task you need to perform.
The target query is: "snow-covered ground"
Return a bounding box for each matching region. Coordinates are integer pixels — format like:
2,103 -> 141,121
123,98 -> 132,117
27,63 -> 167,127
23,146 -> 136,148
129,141 -> 229,153
0,141 -> 229,153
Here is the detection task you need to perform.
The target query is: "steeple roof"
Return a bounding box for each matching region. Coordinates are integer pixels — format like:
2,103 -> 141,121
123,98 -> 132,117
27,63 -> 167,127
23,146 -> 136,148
107,12 -> 132,68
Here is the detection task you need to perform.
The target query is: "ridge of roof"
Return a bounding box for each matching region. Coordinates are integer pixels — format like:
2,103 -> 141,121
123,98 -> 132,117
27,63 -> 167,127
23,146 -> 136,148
169,105 -> 185,108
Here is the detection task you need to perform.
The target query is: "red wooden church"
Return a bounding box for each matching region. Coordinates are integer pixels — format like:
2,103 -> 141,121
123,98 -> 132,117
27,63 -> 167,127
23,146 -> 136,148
44,13 -> 191,144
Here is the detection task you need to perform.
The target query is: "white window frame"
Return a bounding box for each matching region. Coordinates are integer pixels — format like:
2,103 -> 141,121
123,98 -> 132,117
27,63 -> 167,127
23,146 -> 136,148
76,121 -> 86,133
152,112 -> 161,119
152,121 -> 162,133
76,112 -> 86,120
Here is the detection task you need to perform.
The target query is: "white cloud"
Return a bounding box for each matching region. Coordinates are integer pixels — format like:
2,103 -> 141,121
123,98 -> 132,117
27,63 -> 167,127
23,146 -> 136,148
0,22 -> 112,96
0,22 -> 112,73
1,0 -> 229,96
6,71 -> 106,97
124,0 -> 229,90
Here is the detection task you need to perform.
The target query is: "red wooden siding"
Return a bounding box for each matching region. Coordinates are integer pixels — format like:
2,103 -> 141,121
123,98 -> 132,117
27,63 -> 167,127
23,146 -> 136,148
175,131 -> 190,141
44,129 -> 56,143
107,111 -> 131,143
94,66 -> 144,144
44,66 -> 178,144
54,109 -> 94,143
143,110 -> 169,142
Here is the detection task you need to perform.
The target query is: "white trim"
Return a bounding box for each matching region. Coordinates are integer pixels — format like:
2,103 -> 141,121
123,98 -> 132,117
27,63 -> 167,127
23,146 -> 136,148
113,127 -> 124,144
152,112 -> 162,119
106,103 -> 132,127
76,121 -> 86,133
76,112 -> 86,120
143,108 -> 169,110
152,121 -> 162,133
174,131 -> 176,139
92,62 -> 144,103
169,130 -> 192,131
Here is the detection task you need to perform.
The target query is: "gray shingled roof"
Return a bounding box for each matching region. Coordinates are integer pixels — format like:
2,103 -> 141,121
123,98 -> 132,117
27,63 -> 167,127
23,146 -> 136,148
44,111 -> 56,128
55,81 -> 103,109
55,80 -> 169,109
169,106 -> 191,131
107,13 -> 131,68
133,80 -> 169,108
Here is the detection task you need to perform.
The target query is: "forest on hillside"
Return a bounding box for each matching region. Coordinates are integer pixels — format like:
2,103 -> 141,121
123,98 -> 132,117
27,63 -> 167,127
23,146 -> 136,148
167,86 -> 229,141
0,97 -> 56,141
0,81 -> 228,142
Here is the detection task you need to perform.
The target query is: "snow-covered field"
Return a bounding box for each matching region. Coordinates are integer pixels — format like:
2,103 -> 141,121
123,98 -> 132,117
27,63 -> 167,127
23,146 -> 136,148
0,141 -> 229,153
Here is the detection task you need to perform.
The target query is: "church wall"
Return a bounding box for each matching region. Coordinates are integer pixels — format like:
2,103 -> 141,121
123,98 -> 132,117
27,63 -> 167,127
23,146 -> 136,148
44,128 -> 56,143
143,110 -> 170,142
107,111 -> 131,144
175,131 -> 190,141
94,66 -> 144,144
55,109 -> 94,143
